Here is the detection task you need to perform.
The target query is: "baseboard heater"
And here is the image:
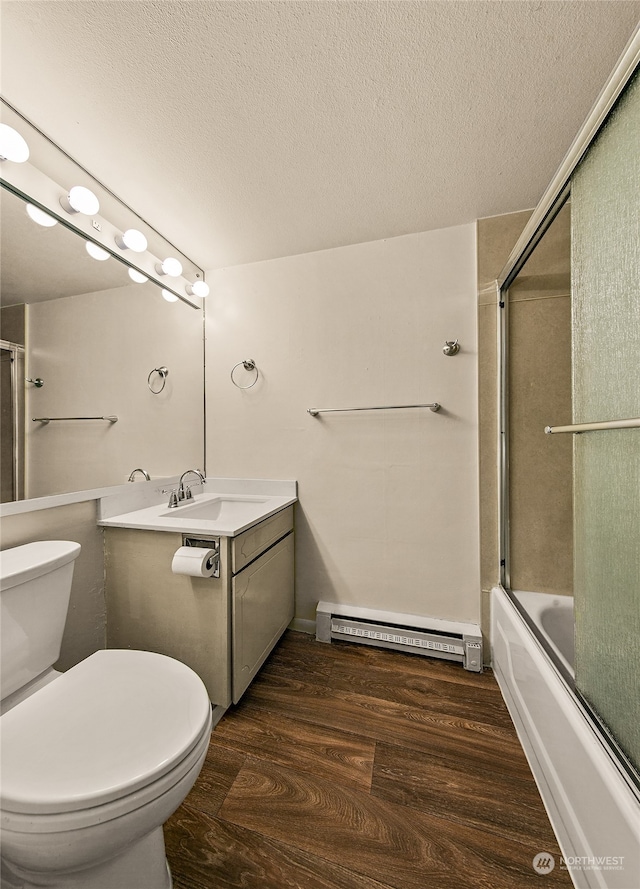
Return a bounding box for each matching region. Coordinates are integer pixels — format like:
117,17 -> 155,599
316,601 -> 483,672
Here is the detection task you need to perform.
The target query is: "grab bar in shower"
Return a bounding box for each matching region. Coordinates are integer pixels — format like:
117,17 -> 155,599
545,417 -> 640,434
308,403 -> 441,417
32,416 -> 119,424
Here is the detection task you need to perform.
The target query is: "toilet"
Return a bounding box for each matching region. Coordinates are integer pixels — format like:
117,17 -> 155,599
0,540 -> 212,889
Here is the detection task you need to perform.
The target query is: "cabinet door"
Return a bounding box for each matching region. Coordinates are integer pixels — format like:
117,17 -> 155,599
232,533 -> 294,703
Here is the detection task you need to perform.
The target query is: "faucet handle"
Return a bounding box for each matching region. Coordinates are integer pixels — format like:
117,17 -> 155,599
168,490 -> 180,508
184,485 -> 194,501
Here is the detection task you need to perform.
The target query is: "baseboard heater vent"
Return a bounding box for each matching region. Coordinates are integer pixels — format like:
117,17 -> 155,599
316,601 -> 483,672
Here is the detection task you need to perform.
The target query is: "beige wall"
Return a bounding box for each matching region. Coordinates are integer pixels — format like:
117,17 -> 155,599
205,224 -> 480,626
25,283 -> 204,498
1,304 -> 26,344
0,502 -> 105,669
508,203 -> 573,594
477,206 -> 573,626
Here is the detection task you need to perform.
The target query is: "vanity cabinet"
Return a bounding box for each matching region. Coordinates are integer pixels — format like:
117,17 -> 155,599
104,506 -> 294,708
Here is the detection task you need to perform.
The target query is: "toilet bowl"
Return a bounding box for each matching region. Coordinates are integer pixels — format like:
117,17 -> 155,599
0,541 -> 213,889
1,649 -> 212,889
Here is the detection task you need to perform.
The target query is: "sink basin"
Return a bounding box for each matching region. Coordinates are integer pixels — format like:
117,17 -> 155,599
161,496 -> 268,522
98,482 -> 296,537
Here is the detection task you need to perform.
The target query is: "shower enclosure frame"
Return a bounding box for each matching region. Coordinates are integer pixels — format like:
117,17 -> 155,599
491,25 -> 640,887
496,22 -> 640,750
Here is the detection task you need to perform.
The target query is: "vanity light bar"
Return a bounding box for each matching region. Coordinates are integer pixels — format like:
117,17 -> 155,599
0,99 -> 206,308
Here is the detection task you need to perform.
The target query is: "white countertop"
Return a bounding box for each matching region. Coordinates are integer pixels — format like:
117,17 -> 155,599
98,478 -> 297,537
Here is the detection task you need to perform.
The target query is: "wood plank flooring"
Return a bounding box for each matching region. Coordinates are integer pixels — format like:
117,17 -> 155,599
164,631 -> 571,888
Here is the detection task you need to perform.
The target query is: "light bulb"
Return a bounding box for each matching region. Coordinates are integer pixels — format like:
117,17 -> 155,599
128,268 -> 148,284
186,280 -> 209,298
86,241 -> 110,261
26,204 -> 57,227
60,186 -> 100,215
0,124 -> 29,163
161,289 -> 179,302
156,257 -> 183,277
115,229 -> 147,252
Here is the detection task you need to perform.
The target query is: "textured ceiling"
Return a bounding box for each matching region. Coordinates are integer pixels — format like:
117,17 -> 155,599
1,1 -> 639,270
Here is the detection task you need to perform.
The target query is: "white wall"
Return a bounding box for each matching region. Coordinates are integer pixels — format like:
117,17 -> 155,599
206,223 -> 480,626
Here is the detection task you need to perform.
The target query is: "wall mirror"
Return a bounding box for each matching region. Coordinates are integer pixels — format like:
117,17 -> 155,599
0,103 -> 206,502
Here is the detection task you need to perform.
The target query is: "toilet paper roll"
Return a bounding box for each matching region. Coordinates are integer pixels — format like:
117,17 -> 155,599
171,546 -> 218,578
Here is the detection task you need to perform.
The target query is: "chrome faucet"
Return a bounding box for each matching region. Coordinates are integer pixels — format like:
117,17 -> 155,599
177,469 -> 206,502
127,468 -> 151,482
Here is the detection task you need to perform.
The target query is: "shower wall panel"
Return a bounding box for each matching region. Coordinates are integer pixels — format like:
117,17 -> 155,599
507,205 -> 573,596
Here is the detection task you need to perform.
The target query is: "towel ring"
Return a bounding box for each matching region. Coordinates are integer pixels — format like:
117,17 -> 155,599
148,366 -> 169,394
231,359 -> 259,389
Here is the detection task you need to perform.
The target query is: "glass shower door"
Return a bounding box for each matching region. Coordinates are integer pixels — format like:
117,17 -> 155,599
571,69 -> 640,776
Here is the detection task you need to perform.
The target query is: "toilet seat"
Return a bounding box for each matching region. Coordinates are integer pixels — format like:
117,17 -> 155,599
0,649 -> 211,818
1,716 -> 211,836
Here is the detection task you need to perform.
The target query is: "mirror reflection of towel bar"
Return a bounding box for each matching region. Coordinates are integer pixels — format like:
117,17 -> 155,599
32,416 -> 119,424
308,403 -> 441,417
545,417 -> 640,434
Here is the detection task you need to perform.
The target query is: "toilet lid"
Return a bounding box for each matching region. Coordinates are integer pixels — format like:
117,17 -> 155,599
0,650 -> 211,815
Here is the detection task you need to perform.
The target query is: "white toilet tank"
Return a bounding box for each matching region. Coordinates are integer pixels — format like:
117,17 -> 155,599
0,540 -> 81,702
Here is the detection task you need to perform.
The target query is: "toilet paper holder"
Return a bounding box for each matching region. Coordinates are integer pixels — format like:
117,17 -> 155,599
183,535 -> 220,578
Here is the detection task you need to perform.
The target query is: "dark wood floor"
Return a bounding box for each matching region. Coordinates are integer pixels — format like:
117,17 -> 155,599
164,631 -> 571,888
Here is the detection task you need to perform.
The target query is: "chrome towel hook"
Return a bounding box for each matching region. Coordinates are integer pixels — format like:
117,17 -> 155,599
442,339 -> 460,356
148,366 -> 169,394
231,359 -> 259,389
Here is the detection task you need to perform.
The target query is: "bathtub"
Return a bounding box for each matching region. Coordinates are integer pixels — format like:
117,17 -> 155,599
511,590 -> 575,678
491,586 -> 640,889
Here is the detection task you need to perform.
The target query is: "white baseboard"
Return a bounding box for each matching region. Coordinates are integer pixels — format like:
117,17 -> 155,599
289,617 -> 316,635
